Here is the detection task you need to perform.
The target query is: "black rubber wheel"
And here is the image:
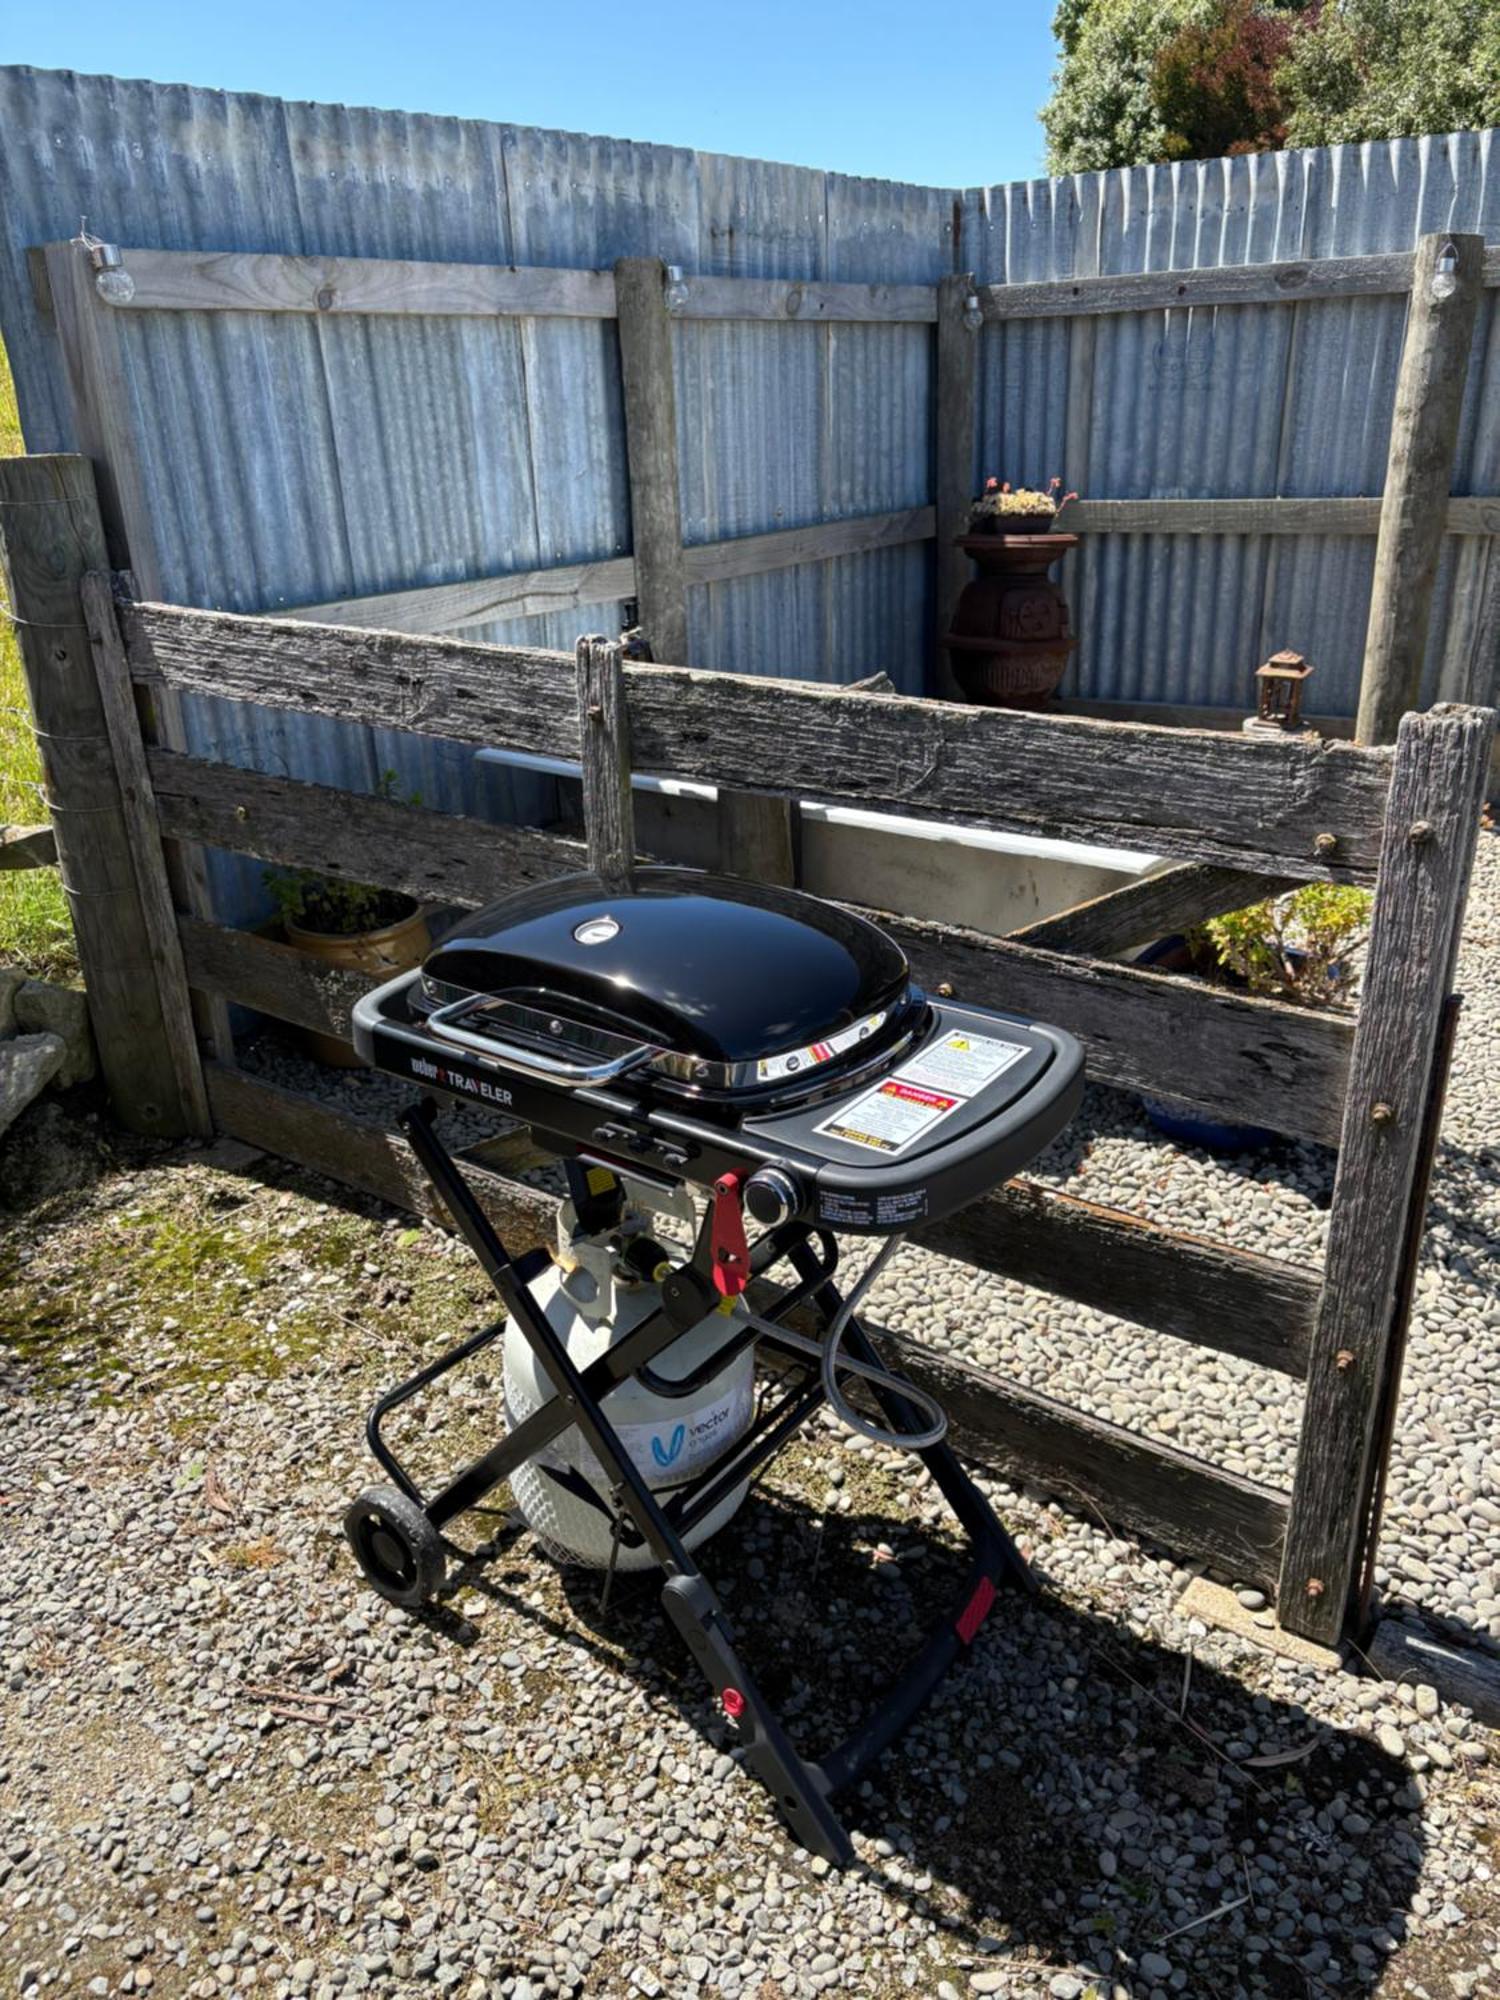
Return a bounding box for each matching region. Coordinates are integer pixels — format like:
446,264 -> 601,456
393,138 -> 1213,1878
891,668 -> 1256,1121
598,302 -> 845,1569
344,1486 -> 446,1608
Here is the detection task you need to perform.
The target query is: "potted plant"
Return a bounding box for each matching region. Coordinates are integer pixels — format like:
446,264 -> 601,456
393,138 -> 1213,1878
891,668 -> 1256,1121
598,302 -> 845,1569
945,477 -> 1080,710
265,774 -> 429,1069
968,476 -> 1078,534
1136,884 -> 1371,1151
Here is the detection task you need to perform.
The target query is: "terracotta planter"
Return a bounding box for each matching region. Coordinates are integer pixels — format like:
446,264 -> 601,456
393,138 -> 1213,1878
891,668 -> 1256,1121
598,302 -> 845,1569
944,531 -> 1079,710
284,900 -> 430,1068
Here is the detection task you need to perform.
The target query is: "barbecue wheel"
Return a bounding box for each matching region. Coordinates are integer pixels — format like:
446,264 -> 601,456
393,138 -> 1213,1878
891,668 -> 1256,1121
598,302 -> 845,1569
344,1486 -> 446,1608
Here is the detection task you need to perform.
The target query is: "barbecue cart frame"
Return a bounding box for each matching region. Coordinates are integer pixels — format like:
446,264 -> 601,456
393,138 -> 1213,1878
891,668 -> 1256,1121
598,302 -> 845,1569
345,1098 -> 1030,1866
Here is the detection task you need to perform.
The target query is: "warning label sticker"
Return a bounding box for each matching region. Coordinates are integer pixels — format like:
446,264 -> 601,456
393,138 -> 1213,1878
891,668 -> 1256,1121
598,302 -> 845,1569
895,1030 -> 1029,1097
814,1077 -> 963,1156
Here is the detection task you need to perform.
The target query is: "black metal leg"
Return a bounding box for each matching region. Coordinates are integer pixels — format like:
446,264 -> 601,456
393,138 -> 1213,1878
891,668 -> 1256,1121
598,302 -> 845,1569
351,1103 -> 1034,1867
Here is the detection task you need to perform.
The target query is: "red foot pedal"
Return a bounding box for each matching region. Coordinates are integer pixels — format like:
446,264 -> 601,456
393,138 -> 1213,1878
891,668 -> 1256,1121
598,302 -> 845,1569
956,1576 -> 996,1646
711,1173 -> 750,1298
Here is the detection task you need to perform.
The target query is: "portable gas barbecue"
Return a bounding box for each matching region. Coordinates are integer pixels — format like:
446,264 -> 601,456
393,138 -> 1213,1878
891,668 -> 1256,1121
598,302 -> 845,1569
344,866 -> 1083,1864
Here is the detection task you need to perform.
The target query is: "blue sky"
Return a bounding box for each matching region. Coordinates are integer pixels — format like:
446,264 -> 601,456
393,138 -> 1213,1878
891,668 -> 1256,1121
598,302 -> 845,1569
2,0 -> 1062,188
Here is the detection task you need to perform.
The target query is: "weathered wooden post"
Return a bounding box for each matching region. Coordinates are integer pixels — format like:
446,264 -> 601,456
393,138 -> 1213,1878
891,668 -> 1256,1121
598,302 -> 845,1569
613,254 -> 794,885
933,273 -> 979,700
1278,702 -> 1492,1645
0,454 -> 208,1136
1355,233 -> 1485,746
614,257 -> 690,669
576,634 -> 635,892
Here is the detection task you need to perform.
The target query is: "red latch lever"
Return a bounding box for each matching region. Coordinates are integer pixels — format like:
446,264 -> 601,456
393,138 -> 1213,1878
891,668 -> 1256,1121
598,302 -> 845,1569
710,1172 -> 750,1298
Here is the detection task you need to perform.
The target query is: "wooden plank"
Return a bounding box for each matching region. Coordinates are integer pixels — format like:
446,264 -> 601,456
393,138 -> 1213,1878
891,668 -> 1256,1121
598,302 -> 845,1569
103,245 -> 615,319
1357,236 -> 1487,745
45,240 -> 233,1060
280,507 -> 936,638
75,240 -> 1500,330
681,506 -> 936,585
284,554 -> 636,635
1437,534 -> 1500,710
979,248 -> 1433,321
1059,181 -> 1099,663
0,823 -> 57,870
81,572 -> 211,1137
933,274 -> 979,696
576,635 -> 634,888
1365,1616 -> 1500,1729
917,1178 -> 1317,1377
43,242 -> 166,593
717,788 -> 796,887
102,246 -> 932,325
180,916 -> 368,1042
126,603 -> 1396,881
1279,704 -> 1493,1645
847,1326 -> 1290,1590
173,911 -> 1315,1377
1068,496 -> 1500,537
884,909 -> 1352,1146
1060,695 -> 1354,738
203,1063 -> 560,1248
126,604 -> 582,760
1010,861 -> 1297,957
147,754 -> 585,906
675,274 -> 936,323
619,668 -> 1394,883
0,457 -> 201,1137
614,258 -> 688,667
1351,993 -> 1462,1629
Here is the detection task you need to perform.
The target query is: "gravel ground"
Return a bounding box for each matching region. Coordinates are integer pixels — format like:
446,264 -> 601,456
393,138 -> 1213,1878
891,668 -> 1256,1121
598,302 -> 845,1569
1,831 -> 1497,1999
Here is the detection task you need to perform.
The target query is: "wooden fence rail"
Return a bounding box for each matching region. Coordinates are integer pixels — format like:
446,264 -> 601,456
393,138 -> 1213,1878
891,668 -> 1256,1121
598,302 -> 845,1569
3,452 -> 1483,1646
31,234 -> 1500,731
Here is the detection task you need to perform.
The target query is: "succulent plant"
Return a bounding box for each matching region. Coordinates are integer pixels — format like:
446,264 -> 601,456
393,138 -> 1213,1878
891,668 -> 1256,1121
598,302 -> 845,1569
969,475 -> 1079,526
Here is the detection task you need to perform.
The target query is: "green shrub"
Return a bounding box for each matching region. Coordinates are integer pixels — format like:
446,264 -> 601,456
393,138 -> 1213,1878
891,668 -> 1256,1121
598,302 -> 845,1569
1192,882 -> 1372,1007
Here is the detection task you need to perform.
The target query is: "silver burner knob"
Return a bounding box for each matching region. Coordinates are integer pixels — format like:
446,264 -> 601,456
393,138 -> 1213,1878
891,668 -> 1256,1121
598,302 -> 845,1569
744,1166 -> 802,1229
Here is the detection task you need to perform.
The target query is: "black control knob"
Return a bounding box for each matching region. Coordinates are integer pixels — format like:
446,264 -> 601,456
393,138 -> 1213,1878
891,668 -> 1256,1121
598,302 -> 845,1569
744,1166 -> 802,1229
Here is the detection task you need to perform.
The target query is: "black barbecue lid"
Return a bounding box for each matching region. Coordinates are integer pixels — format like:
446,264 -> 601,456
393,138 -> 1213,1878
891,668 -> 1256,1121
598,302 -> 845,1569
422,868 -> 915,1067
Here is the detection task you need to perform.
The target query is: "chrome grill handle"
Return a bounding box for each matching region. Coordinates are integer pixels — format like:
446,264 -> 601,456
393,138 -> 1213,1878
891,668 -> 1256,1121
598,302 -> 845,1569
425,998 -> 656,1088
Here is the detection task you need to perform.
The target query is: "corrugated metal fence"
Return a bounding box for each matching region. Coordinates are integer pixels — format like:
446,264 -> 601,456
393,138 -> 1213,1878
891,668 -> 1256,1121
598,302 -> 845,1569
0,66 -> 1495,908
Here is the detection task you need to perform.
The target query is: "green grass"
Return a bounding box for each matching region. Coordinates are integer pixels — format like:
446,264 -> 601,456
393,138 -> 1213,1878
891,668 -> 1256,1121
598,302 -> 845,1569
0,336 -> 79,981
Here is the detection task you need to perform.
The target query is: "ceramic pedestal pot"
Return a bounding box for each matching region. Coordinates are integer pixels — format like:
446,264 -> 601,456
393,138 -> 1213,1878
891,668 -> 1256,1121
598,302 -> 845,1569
285,900 -> 430,1067
945,528 -> 1079,709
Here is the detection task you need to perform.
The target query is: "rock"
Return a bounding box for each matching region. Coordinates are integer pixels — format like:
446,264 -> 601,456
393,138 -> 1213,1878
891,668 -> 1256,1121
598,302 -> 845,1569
14,981 -> 95,1087
1376,1723 -> 1406,1759
1139,1952 -> 1172,1981
970,1977 -> 1007,1996
0,967 -> 24,1035
0,1032 -> 65,1138
1414,1682 -> 1440,1719
1049,1977 -> 1085,1999
1235,1588 -> 1268,1611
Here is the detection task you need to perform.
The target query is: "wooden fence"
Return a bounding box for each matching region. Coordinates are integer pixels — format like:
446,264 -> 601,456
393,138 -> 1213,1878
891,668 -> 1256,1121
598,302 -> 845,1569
29,231 -> 1500,734
2,450 -> 1491,1652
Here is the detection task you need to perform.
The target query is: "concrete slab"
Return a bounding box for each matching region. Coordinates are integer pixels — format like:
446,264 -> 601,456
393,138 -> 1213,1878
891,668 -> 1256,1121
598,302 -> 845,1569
1175,1575 -> 1344,1672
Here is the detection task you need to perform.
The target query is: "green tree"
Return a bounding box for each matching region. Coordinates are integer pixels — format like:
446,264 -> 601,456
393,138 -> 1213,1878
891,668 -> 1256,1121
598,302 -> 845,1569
1279,0 -> 1500,149
1151,0 -> 1299,159
1041,0 -> 1201,175
1041,0 -> 1500,174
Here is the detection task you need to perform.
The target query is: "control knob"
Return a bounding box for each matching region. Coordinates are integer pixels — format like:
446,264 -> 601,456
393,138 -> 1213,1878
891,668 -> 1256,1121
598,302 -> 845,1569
743,1166 -> 802,1229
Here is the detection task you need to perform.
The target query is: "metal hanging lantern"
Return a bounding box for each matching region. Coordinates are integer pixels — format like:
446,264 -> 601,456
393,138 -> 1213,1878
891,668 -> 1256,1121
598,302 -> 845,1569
1245,649 -> 1316,738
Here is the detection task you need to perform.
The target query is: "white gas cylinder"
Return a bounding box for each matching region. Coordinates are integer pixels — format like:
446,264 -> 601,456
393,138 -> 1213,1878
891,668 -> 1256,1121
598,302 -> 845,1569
503,1204 -> 755,1568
